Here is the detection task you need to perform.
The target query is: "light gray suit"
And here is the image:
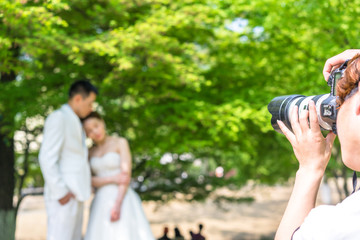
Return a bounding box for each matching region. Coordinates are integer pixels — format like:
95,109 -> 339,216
39,104 -> 91,240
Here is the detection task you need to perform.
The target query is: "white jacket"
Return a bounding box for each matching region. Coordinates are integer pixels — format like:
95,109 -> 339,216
39,104 -> 91,201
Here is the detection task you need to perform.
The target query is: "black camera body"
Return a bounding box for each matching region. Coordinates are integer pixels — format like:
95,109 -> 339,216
268,61 -> 348,134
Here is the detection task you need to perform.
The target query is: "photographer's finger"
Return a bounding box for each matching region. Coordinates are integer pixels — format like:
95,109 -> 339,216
326,131 -> 336,147
323,51 -> 348,81
308,100 -> 321,133
323,60 -> 341,81
277,120 -> 296,144
290,106 -> 302,136
299,106 -> 310,133
323,50 -> 360,80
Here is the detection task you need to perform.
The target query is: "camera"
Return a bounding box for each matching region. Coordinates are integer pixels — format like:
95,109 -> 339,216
267,61 -> 348,134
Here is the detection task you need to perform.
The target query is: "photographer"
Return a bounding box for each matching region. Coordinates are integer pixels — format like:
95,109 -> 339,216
275,49 -> 360,240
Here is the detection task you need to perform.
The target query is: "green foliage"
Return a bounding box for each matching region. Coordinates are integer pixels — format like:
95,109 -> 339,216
1,0 -> 360,202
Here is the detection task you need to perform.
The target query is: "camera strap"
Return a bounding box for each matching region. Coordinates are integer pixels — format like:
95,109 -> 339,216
351,171 -> 359,194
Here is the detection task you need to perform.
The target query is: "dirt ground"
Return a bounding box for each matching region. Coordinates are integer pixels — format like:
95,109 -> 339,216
16,180 -> 340,240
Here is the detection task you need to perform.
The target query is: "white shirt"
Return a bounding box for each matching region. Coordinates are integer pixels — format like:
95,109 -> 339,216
293,190 -> 360,240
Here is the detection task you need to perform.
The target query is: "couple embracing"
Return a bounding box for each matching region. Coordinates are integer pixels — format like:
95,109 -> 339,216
39,80 -> 155,240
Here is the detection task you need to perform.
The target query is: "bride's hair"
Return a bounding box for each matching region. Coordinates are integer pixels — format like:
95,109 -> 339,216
81,111 -> 102,122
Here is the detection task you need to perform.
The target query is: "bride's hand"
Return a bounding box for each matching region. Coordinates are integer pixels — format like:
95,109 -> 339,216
110,202 -> 121,222
111,172 -> 130,185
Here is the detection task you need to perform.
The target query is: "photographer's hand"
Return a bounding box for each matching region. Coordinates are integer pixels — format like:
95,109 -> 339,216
323,49 -> 360,81
275,100 -> 336,240
279,101 -> 336,173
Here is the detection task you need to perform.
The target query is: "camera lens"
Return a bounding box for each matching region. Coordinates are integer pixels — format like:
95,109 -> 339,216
267,94 -> 335,134
267,95 -> 304,133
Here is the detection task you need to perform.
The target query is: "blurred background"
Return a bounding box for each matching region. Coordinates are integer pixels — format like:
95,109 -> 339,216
1,0 -> 360,239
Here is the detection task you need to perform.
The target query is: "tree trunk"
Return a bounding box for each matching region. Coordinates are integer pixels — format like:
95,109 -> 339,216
0,209 -> 15,240
0,131 -> 15,240
0,44 -> 18,240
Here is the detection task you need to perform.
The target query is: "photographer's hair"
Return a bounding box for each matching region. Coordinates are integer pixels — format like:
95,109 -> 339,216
69,80 -> 98,99
81,111 -> 103,123
337,54 -> 360,105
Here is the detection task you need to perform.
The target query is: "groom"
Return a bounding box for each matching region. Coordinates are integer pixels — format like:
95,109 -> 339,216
39,80 -> 98,240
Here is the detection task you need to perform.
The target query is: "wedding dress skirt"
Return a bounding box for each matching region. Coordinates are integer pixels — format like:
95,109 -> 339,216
85,152 -> 155,240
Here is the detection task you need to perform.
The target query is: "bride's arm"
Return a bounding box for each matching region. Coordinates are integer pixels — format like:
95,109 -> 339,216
89,147 -> 119,188
91,174 -> 120,188
89,147 -> 130,189
110,137 -> 132,222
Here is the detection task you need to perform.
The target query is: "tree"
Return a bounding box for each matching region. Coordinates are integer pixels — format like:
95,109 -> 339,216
236,0 -> 358,199
0,1 -> 88,238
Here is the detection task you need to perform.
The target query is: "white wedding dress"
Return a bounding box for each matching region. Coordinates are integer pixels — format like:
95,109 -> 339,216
85,152 -> 155,240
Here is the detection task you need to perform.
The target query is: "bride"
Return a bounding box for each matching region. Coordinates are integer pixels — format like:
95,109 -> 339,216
82,112 -> 155,240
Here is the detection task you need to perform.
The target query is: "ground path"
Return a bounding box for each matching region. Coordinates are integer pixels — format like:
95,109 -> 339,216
15,183 -> 309,240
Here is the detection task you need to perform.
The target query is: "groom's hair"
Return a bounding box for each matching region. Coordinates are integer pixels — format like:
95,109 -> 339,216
69,80 -> 98,99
